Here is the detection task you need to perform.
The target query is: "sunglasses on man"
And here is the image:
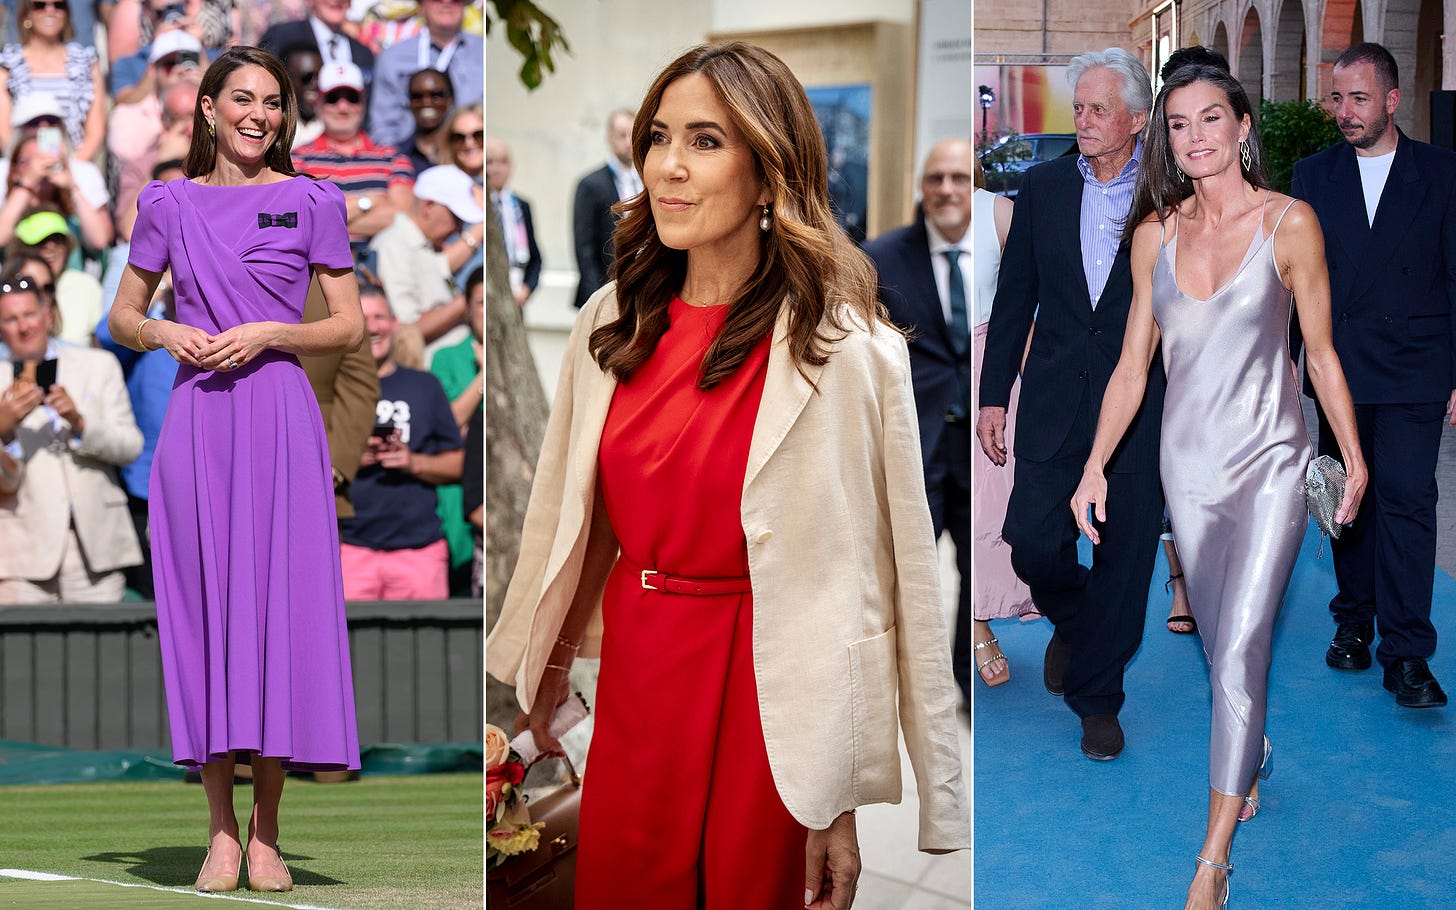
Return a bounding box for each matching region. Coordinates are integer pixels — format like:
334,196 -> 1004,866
323,89 -> 363,106
158,51 -> 201,72
409,89 -> 452,103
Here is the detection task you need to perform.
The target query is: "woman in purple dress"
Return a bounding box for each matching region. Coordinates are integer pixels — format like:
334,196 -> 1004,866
108,46 -> 364,895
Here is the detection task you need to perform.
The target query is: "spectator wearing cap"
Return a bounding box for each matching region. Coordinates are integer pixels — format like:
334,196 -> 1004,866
108,43 -> 199,239
292,60 -> 414,246
367,0 -> 481,149
259,0 -> 373,84
0,0 -> 105,160
395,67 -> 452,173
110,14 -> 204,102
5,210 -> 103,347
0,99 -> 114,254
369,164 -> 481,361
0,274 -> 143,604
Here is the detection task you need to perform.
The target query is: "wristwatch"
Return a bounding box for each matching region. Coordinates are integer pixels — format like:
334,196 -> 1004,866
356,195 -> 374,213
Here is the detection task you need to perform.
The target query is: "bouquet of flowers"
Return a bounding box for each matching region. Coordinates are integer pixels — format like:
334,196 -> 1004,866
485,723 -> 544,869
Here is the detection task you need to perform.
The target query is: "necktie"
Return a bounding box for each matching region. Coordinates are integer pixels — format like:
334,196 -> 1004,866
945,249 -> 970,420
329,35 -> 342,62
945,250 -> 969,356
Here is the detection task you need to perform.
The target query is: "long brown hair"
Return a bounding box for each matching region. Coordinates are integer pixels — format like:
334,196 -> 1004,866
184,46 -> 301,179
1125,64 -> 1270,242
590,41 -> 884,391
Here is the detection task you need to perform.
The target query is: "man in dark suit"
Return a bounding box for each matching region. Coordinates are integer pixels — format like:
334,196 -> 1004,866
977,48 -> 1164,759
1292,42 -> 1456,708
486,136 -> 542,306
259,0 -> 374,85
863,138 -> 972,701
572,108 -> 638,308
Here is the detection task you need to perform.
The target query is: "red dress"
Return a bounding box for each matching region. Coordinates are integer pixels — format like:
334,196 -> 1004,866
576,297 -> 807,907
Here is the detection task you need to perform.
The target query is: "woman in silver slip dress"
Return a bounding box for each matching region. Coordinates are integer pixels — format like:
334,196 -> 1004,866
1071,65 -> 1368,908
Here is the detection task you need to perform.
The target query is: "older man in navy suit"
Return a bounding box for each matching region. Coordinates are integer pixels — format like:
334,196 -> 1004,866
1292,42 -> 1456,708
977,49 -> 1165,760
864,138 -> 972,702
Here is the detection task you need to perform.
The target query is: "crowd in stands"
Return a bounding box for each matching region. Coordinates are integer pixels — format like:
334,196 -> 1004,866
0,0 -> 484,604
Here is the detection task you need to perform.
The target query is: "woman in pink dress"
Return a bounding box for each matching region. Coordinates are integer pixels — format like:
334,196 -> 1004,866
971,160 -> 1036,686
109,47 -> 364,895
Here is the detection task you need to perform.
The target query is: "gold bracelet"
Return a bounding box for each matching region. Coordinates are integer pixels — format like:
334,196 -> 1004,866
134,317 -> 152,351
554,635 -> 580,652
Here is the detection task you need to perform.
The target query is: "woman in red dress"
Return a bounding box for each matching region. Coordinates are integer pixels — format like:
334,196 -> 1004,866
487,42 -> 969,908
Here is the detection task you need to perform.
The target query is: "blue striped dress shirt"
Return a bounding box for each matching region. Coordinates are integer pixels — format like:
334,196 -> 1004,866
1077,140 -> 1142,309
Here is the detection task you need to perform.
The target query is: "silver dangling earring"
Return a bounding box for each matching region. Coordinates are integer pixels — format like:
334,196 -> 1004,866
759,204 -> 771,232
1240,138 -> 1252,171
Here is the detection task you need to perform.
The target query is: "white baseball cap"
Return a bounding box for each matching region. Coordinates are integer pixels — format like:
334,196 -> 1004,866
10,92 -> 63,129
149,30 -> 204,64
317,61 -> 365,94
414,166 -> 484,225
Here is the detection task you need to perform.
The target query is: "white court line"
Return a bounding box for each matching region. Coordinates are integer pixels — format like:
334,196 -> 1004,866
0,869 -> 341,908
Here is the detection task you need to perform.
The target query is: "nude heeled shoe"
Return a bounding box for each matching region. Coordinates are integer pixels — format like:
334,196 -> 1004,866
194,847 -> 240,892
246,842 -> 293,892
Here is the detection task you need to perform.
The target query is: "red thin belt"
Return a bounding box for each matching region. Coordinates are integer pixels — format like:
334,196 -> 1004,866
623,556 -> 752,596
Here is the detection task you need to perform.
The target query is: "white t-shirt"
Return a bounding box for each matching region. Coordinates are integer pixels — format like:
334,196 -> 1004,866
1356,148 -> 1396,226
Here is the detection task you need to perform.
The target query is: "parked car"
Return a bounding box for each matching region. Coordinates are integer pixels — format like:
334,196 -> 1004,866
979,133 -> 1077,197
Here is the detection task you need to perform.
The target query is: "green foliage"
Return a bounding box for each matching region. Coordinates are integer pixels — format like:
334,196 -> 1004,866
1258,98 -> 1343,193
486,0 -> 570,90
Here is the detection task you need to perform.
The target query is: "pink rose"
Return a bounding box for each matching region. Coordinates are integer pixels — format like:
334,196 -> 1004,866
485,724 -> 510,770
486,778 -> 505,822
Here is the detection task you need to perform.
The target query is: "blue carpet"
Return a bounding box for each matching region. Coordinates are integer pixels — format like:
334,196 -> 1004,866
973,525 -> 1456,908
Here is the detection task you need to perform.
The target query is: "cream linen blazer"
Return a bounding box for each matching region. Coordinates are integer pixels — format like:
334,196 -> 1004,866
0,345 -> 143,581
486,285 -> 969,853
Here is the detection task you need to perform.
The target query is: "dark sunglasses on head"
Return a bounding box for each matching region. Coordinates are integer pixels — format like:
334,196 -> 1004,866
449,129 -> 484,146
409,89 -> 451,102
0,277 -> 39,294
323,88 -> 362,105
31,0 -> 68,11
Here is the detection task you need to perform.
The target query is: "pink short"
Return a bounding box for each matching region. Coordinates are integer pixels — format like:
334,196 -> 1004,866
340,539 -> 449,601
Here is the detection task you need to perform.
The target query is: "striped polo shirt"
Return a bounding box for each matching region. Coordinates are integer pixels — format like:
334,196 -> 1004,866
292,131 -> 416,197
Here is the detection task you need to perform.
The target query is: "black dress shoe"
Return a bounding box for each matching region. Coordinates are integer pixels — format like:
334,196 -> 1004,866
1044,632 -> 1070,696
1326,620 -> 1375,670
1383,657 -> 1448,708
1080,714 -> 1124,761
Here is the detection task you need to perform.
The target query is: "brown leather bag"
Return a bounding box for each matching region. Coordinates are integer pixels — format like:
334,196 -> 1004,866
487,757 -> 582,909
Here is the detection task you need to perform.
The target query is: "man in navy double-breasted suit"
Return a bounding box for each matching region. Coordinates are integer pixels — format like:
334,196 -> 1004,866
1292,42 -> 1456,708
863,139 -> 973,703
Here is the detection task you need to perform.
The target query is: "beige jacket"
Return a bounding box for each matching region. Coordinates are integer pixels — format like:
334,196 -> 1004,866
486,286 -> 969,852
0,346 -> 143,581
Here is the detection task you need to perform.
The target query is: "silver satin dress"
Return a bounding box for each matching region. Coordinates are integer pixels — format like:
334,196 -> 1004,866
1151,198 -> 1310,796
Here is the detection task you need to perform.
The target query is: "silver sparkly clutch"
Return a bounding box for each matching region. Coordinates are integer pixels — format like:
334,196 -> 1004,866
1305,455 -> 1347,540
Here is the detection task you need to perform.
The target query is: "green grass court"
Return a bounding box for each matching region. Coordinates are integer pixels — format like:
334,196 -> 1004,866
0,774 -> 483,909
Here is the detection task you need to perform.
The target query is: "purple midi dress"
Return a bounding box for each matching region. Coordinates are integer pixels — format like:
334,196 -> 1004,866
130,176 -> 361,770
